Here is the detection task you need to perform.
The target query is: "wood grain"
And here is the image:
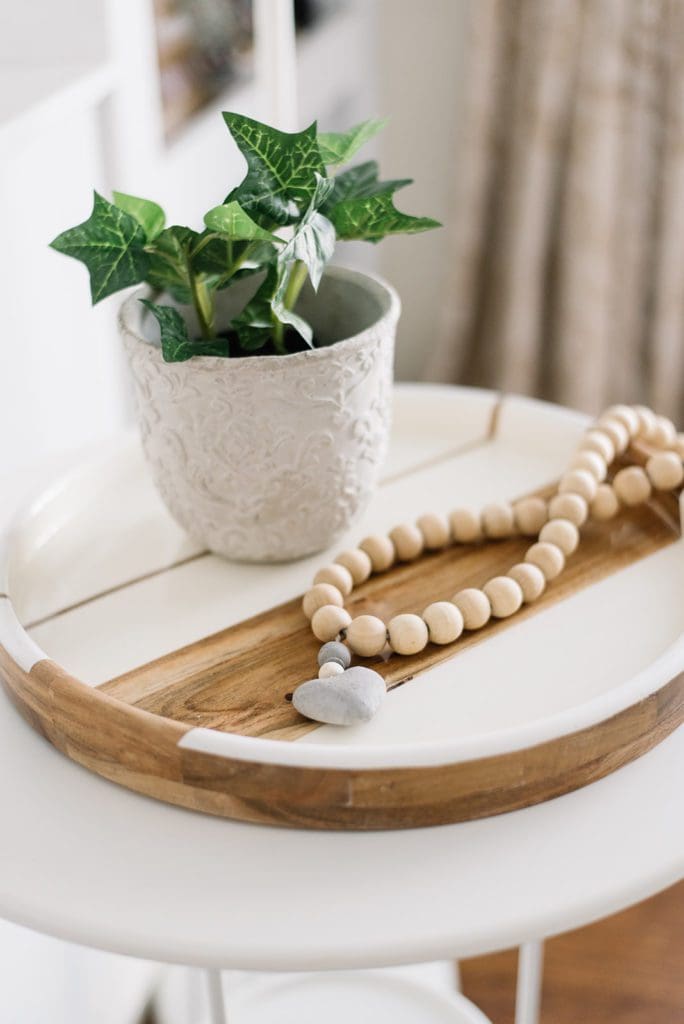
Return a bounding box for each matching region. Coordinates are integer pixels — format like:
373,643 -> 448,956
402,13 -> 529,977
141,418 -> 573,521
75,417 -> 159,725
461,882 -> 684,1024
1,640 -> 682,829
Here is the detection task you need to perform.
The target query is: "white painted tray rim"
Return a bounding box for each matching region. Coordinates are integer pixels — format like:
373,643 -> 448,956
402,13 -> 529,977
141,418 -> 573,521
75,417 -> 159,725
0,386 -> 682,771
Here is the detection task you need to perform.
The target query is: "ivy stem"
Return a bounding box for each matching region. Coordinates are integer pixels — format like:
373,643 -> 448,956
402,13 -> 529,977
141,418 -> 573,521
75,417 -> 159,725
187,260 -> 214,339
272,260 -> 309,354
283,259 -> 309,312
271,312 -> 286,355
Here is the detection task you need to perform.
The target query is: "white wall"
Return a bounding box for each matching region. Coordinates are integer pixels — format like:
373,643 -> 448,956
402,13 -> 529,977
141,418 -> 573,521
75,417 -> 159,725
374,0 -> 466,381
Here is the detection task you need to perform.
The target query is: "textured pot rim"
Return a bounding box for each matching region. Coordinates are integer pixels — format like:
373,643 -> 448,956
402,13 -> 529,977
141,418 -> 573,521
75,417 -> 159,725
118,264 -> 401,367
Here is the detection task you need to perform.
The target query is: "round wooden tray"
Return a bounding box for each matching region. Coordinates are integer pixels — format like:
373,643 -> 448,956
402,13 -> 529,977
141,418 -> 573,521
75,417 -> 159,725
1,386 -> 682,830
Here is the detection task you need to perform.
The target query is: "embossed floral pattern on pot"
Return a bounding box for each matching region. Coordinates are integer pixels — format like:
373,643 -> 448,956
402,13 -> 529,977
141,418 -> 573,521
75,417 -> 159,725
119,266 -> 400,561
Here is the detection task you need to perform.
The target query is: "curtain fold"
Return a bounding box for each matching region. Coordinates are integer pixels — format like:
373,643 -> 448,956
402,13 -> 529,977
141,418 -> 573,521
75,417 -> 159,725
427,0 -> 684,421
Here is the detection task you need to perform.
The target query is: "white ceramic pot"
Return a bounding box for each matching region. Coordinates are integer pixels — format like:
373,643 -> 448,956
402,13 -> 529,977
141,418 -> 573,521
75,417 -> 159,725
119,266 -> 400,562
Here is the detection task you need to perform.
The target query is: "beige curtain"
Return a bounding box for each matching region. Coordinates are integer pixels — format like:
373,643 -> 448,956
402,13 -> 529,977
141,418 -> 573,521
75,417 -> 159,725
427,0 -> 684,420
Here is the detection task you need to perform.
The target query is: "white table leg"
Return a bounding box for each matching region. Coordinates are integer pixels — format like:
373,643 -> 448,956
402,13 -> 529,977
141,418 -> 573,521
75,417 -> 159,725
205,968 -> 228,1024
514,941 -> 544,1024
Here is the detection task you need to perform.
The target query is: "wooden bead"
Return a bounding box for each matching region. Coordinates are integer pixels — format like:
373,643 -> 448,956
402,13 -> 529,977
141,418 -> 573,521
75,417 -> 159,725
634,405 -> 658,442
483,576 -> 523,618
591,483 -> 620,520
416,512 -> 451,549
508,562 -> 546,603
674,433 -> 684,459
513,496 -> 548,536
539,518 -> 579,556
359,534 -> 395,573
318,661 -> 345,679
313,563 -> 353,596
569,450 -> 607,482
548,492 -> 588,527
650,415 -> 677,449
311,604 -> 352,642
335,549 -> 372,585
604,404 -> 640,437
451,588 -> 491,630
389,523 -> 424,561
303,583 -> 343,620
388,613 -> 429,655
579,430 -> 615,464
613,466 -> 652,506
450,508 -> 482,543
345,615 -> 388,657
422,602 -> 464,645
558,468 -> 598,503
481,502 -> 515,539
596,417 -> 629,455
525,541 -> 565,580
646,451 -> 684,490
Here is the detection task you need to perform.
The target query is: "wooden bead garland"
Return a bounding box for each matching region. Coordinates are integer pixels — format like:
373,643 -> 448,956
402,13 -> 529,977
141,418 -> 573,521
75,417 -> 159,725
335,549 -> 372,585
483,576 -> 523,618
452,588 -> 491,629
422,601 -> 464,644
508,563 -> 545,603
548,492 -> 588,527
417,513 -> 451,549
302,582 -> 343,619
389,523 -> 424,561
591,483 -> 620,521
646,452 -> 683,490
388,613 -> 429,655
513,496 -> 547,536
482,502 -> 516,539
345,614 -> 387,657
359,534 -> 395,573
313,563 -> 353,596
298,403 -> 684,713
539,518 -> 579,556
613,466 -> 651,506
450,508 -> 482,543
311,604 -> 351,642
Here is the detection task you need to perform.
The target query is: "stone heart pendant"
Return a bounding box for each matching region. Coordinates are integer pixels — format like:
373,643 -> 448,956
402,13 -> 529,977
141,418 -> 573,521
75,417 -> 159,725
292,666 -> 386,726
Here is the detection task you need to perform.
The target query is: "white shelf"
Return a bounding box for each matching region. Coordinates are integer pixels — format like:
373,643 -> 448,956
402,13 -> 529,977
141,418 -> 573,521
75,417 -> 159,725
0,62 -> 115,147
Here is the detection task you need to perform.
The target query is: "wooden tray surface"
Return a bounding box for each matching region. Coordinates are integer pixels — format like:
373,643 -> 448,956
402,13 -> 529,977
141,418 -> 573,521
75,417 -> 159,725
102,483 -> 679,742
2,388 -> 683,829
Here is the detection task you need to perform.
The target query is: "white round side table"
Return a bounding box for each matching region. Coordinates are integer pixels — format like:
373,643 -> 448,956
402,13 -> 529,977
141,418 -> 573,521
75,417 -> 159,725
0,386 -> 682,1024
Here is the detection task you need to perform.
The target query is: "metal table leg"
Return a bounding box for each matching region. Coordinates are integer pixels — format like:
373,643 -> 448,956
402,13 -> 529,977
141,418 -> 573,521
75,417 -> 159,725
205,969 -> 228,1024
515,941 -> 544,1024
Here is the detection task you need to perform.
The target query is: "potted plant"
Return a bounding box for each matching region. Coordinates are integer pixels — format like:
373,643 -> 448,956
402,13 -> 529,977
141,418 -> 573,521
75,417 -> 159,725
50,113 -> 438,561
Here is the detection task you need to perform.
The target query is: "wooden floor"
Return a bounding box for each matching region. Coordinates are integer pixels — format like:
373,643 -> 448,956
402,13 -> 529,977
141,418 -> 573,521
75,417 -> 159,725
461,881 -> 684,1023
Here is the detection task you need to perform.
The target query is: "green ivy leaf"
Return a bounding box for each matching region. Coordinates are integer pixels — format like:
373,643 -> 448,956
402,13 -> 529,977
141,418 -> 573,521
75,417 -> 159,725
113,191 -> 166,241
328,192 -> 441,243
144,225 -> 198,303
223,112 -> 325,227
281,174 -> 335,291
317,118 -> 387,166
50,191 -> 149,303
141,300 -> 230,362
324,160 -> 412,210
203,201 -> 282,242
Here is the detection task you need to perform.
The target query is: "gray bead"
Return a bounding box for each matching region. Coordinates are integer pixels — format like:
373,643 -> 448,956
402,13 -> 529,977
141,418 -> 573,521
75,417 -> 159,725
317,641 -> 351,669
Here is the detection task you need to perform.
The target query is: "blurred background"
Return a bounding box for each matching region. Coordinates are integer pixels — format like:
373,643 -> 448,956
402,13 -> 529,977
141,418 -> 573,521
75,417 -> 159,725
3,0 -> 684,482
1,1 -> 683,1021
